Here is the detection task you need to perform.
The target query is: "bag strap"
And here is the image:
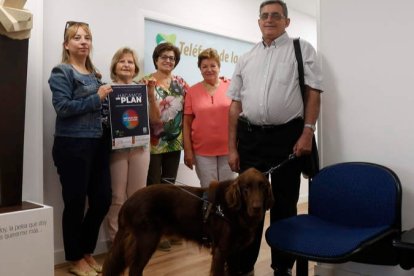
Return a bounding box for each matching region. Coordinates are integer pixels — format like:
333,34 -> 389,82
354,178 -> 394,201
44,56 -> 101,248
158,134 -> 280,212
294,39 -> 319,177
293,38 -> 305,101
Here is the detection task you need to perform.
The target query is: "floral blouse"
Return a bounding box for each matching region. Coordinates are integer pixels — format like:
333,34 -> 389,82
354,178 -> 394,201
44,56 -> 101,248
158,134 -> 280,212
141,74 -> 189,154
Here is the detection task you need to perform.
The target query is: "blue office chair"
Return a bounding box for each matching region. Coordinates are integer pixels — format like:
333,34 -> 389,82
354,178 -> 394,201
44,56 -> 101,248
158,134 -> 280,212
266,162 -> 402,276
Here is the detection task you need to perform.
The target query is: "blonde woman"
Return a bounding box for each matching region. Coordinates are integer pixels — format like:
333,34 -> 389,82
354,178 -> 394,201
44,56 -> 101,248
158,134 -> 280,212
49,21 -> 112,276
106,47 -> 159,241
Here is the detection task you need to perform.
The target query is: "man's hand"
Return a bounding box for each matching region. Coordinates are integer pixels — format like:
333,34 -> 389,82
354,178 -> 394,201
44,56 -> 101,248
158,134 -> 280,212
293,128 -> 313,156
228,148 -> 240,172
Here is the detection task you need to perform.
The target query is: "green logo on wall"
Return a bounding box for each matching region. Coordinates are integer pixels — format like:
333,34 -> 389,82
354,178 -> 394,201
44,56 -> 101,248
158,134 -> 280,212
156,33 -> 176,45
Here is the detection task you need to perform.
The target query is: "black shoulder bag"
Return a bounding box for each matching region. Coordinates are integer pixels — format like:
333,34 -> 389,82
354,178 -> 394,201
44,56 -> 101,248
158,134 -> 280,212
293,38 -> 320,178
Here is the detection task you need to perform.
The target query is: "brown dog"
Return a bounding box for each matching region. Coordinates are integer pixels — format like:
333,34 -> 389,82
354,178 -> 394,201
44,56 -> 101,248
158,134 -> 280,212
102,168 -> 273,276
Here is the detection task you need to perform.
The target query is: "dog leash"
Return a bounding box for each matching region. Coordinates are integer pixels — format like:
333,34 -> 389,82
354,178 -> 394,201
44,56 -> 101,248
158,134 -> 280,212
162,153 -> 297,201
162,178 -> 227,221
163,153 -> 296,188
162,153 -> 296,221
162,178 -> 209,202
262,154 -> 297,176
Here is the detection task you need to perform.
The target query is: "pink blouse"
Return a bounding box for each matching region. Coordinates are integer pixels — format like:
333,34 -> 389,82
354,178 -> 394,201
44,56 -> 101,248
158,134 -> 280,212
184,79 -> 231,156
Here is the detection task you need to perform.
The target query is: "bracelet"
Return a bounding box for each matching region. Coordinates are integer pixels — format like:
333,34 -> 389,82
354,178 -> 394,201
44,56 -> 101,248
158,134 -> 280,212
304,123 -> 316,132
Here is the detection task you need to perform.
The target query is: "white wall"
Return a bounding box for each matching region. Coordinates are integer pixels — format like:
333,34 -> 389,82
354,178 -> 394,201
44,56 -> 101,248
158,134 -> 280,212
22,0 -> 414,273
319,0 -> 414,275
28,0 -> 316,264
22,0 -> 44,203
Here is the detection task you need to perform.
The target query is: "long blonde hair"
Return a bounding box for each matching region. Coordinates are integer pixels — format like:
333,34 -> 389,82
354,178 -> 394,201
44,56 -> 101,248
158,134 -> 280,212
61,22 -> 99,76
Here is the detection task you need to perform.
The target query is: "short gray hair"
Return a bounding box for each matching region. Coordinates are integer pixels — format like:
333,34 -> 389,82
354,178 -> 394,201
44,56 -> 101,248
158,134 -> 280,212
259,0 -> 288,17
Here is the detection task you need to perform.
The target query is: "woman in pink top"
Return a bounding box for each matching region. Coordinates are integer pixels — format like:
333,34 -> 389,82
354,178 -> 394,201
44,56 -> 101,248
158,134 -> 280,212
183,48 -> 236,187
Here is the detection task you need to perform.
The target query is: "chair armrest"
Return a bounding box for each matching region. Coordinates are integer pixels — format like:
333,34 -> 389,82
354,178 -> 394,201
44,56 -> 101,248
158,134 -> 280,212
393,228 -> 414,270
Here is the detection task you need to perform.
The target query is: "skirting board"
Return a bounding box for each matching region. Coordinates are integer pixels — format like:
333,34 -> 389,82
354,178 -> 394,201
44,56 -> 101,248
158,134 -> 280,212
314,263 -> 413,276
314,263 -> 359,276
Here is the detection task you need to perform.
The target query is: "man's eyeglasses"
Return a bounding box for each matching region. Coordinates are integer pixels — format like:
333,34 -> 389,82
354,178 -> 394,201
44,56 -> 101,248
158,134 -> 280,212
259,12 -> 285,21
64,21 -> 89,37
159,55 -> 176,62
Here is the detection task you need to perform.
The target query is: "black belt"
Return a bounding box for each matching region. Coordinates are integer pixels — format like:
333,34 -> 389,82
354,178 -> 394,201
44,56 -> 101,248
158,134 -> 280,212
238,116 -> 303,131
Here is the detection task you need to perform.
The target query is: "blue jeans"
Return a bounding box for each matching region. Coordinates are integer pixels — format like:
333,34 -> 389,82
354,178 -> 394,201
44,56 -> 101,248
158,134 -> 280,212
53,134 -> 111,261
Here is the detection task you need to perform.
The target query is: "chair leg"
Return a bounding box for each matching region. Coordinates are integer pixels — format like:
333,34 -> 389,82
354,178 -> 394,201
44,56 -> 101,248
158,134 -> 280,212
296,259 -> 308,276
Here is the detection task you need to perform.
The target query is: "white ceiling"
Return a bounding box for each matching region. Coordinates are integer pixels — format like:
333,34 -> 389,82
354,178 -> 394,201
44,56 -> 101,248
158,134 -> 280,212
285,0 -> 317,18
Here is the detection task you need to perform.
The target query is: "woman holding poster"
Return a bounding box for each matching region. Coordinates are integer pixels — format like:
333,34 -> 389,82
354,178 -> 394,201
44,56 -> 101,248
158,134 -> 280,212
183,48 -> 235,187
142,42 -> 189,251
106,47 -> 159,242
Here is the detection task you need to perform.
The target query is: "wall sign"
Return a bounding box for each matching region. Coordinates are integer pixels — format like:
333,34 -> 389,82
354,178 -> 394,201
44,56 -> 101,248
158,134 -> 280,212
144,19 -> 254,85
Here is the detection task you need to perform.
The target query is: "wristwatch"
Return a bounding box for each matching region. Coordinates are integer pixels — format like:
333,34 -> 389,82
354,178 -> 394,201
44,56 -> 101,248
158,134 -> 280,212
304,123 -> 316,132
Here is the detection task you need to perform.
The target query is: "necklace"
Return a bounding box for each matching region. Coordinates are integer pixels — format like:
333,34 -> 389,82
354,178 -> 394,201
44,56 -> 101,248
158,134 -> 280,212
161,78 -> 171,87
202,80 -> 220,94
153,72 -> 172,88
203,80 -> 221,104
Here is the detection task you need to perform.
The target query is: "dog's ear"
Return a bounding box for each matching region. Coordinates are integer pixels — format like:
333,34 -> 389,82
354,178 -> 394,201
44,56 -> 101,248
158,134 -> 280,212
264,182 -> 274,210
225,179 -> 241,210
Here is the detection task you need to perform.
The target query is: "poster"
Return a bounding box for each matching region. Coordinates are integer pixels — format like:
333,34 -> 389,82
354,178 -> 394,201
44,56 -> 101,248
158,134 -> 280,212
109,84 -> 149,150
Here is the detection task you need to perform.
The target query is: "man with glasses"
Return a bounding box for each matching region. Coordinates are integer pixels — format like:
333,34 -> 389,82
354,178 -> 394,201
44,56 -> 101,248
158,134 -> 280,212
227,1 -> 323,275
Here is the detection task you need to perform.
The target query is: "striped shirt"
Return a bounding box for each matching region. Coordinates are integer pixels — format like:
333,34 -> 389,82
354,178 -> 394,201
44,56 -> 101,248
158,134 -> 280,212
227,32 -> 323,125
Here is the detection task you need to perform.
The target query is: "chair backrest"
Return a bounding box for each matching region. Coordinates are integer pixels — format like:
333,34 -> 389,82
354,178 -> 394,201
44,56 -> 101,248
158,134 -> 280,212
309,162 -> 401,229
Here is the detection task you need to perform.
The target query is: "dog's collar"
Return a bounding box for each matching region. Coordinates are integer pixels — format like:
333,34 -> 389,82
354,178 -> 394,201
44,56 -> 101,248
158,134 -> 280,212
201,191 -> 228,247
163,178 -> 228,222
202,191 -> 214,223
202,191 -> 227,223
215,205 -> 225,218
